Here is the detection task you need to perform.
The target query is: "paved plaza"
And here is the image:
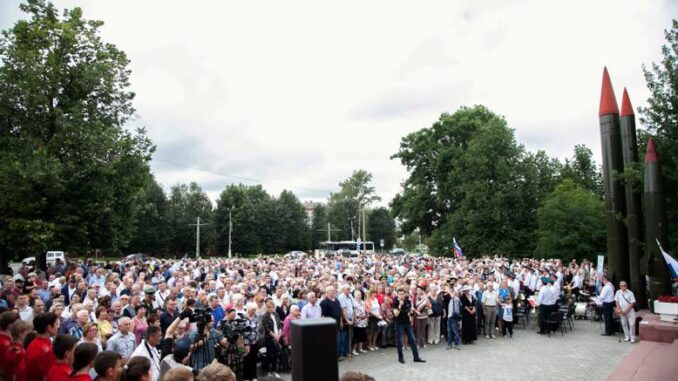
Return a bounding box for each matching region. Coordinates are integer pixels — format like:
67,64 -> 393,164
282,318 -> 635,381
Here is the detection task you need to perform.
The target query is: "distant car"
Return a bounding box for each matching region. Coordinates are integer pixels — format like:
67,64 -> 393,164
45,251 -> 65,266
125,253 -> 149,262
390,248 -> 406,256
337,248 -> 352,257
284,251 -> 306,260
323,250 -> 337,258
22,257 -> 36,267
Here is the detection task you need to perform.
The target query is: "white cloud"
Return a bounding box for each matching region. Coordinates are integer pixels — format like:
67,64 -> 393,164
1,0 -> 673,204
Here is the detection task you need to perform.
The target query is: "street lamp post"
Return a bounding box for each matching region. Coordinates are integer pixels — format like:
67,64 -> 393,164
228,206 -> 235,259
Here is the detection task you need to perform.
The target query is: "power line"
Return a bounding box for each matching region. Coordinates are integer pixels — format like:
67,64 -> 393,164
153,158 -> 334,195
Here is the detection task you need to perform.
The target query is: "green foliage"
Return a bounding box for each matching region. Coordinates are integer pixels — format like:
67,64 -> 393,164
534,179 -> 605,262
310,204 -> 328,248
126,175 -> 168,255
639,19 -> 678,248
165,183 -> 214,256
214,185 -> 310,256
391,106 -> 560,257
329,170 -> 381,207
561,144 -> 603,197
0,0 -> 153,265
328,198 -> 360,241
366,207 -> 397,250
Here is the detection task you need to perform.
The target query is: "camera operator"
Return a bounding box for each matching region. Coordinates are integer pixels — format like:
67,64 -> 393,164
188,312 -> 229,371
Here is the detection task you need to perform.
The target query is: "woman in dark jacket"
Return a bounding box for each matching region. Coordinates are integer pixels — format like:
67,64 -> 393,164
461,286 -> 477,344
261,299 -> 282,375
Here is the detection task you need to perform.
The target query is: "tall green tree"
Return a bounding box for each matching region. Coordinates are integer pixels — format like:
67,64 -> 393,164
367,207 -> 397,250
310,204 -> 328,248
215,184 -> 281,255
328,198 -> 360,241
392,106 -> 558,257
640,19 -> 678,248
166,183 -> 214,256
275,190 -> 311,252
0,0 -> 153,271
561,144 -> 603,197
126,175 -> 168,256
329,170 -> 381,207
534,179 -> 606,262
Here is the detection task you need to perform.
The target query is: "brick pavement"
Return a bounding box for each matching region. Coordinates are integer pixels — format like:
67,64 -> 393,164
279,318 -> 635,381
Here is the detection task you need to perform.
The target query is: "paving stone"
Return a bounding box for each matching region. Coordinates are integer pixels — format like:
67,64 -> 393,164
279,318 -> 635,381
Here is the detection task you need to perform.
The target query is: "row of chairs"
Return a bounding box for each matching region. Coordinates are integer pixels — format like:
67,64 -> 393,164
511,301 -> 576,337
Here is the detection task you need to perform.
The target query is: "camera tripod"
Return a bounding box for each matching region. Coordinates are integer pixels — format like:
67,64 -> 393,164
219,340 -> 244,380
190,330 -> 213,374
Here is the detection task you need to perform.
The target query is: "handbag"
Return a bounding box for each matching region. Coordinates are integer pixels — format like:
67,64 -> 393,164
621,293 -> 639,312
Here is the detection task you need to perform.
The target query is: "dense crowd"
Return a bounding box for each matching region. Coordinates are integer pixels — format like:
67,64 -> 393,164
0,252 -> 639,381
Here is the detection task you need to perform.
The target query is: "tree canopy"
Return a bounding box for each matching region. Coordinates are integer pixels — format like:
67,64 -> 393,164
391,105 -> 562,257
0,0 -> 153,270
640,19 -> 678,249
534,179 -> 606,262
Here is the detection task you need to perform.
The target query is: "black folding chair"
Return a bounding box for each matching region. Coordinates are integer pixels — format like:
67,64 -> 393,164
545,311 -> 565,337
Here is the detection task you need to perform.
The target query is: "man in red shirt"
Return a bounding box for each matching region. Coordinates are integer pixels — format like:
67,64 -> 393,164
46,335 -> 78,381
26,312 -> 60,380
0,311 -> 20,379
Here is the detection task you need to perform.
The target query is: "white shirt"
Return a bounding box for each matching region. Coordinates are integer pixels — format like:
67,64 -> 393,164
300,302 -> 322,320
482,290 -> 498,306
599,283 -> 615,303
130,339 -> 160,381
614,289 -> 636,311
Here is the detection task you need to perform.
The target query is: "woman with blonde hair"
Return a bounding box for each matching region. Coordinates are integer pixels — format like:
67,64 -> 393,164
364,290 -> 382,351
79,322 -> 104,352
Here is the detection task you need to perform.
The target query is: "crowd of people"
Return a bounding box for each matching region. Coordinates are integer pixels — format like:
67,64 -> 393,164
0,251 -> 638,381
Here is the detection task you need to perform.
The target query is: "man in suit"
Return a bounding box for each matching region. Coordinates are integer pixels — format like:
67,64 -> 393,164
61,275 -> 78,307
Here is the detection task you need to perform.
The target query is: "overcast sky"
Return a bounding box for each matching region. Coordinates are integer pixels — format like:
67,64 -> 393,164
1,0 -> 675,205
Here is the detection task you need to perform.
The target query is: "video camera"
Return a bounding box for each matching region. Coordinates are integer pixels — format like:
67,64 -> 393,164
192,308 -> 212,333
220,313 -> 252,342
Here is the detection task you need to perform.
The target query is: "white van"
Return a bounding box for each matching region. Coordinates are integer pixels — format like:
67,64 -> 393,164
46,251 -> 65,266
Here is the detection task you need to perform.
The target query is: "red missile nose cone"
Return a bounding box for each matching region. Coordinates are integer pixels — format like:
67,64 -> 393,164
621,87 -> 634,116
599,67 -> 619,116
645,138 -> 658,163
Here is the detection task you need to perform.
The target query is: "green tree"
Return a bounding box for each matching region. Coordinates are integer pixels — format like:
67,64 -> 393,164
534,179 -> 606,262
639,19 -> 678,248
166,183 -> 214,256
275,190 -> 311,252
215,184 -> 278,255
310,204 -> 328,248
328,198 -> 360,241
0,0 -> 153,271
329,170 -> 381,207
561,144 -> 603,197
392,105 -> 558,257
367,207 -> 397,251
126,175 -> 168,256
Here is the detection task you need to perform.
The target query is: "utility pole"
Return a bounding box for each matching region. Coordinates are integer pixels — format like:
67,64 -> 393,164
350,218 -> 355,241
228,207 -> 234,259
318,222 -> 340,242
362,208 -> 367,253
189,217 -> 209,258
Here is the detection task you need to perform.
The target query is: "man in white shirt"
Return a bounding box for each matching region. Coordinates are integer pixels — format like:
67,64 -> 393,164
130,325 -> 162,381
300,292 -> 322,320
614,281 -> 637,342
154,282 -> 170,310
481,283 -> 499,339
106,317 -> 136,361
599,275 -> 616,336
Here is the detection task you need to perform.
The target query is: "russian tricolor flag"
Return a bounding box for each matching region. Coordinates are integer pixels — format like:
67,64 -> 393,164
453,237 -> 464,259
